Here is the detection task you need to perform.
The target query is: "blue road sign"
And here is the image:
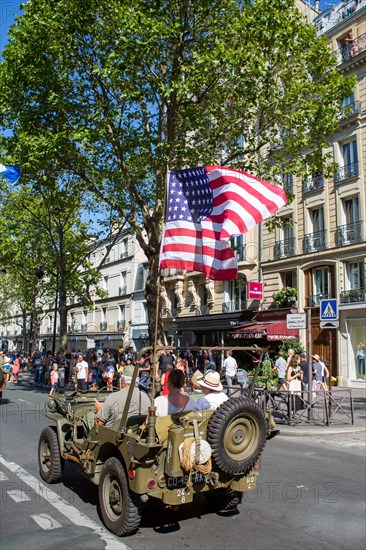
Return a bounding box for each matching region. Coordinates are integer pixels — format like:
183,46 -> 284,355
320,299 -> 338,321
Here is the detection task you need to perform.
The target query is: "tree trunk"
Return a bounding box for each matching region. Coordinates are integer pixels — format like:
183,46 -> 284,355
145,248 -> 164,346
58,270 -> 68,352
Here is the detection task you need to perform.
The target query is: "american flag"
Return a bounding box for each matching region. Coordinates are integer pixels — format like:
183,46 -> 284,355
159,165 -> 287,280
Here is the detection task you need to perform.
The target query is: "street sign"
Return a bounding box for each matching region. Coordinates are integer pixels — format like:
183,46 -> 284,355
320,320 -> 339,329
104,336 -> 111,341
247,282 -> 263,300
320,299 -> 338,321
286,313 -> 307,329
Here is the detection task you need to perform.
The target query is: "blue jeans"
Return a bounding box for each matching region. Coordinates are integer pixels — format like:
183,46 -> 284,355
357,357 -> 365,376
226,374 -> 235,396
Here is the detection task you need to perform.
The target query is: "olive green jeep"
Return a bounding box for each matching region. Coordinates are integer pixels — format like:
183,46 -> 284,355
38,346 -> 278,537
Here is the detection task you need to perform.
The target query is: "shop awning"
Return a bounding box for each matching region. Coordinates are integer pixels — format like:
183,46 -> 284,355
229,321 -> 298,341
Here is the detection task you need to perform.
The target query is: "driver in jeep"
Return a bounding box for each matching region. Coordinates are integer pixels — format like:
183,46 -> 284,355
83,376 -> 150,433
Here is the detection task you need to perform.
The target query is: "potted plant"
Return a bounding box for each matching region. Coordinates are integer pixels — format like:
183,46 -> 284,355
273,287 -> 298,308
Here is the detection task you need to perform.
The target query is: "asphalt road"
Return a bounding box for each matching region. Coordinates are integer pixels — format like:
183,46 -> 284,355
0,382 -> 365,550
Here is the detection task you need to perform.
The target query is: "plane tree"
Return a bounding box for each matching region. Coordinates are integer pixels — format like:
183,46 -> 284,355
0,0 -> 354,341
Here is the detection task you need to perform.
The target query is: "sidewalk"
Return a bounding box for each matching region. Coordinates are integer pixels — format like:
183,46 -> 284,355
278,388 -> 366,437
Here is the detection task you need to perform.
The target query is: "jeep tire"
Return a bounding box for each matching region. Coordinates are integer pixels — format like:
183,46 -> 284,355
38,426 -> 63,483
207,397 -> 266,475
99,457 -> 142,537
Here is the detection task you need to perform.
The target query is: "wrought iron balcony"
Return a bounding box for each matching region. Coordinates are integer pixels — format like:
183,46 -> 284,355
119,285 -> 127,296
333,33 -> 366,65
117,320 -> 125,330
274,238 -> 296,259
340,288 -> 365,304
304,231 -> 326,253
335,221 -> 363,246
81,324 -> 88,333
334,162 -> 359,183
307,293 -> 330,307
303,174 -> 324,193
340,101 -> 361,120
222,300 -> 247,313
100,322 -> 107,331
120,250 -> 129,259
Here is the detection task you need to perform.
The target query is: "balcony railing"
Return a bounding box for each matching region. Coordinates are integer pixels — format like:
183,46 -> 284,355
307,293 -> 330,307
340,101 -> 362,120
335,221 -> 363,246
304,230 -> 326,253
274,238 -> 296,259
119,285 -> 127,296
100,322 -> 107,331
303,174 -> 324,193
333,33 -> 366,65
222,300 -> 247,313
81,324 -> 88,333
120,250 -> 129,259
334,162 -> 359,183
340,288 -> 365,304
117,320 -> 126,330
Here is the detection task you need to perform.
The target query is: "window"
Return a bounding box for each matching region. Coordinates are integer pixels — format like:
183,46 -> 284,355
309,207 -> 324,233
335,139 -> 359,182
230,235 -> 245,261
345,262 -> 365,291
282,271 -> 297,288
342,196 -> 359,225
119,305 -> 125,324
120,238 -> 129,258
311,267 -> 329,305
103,276 -> 109,293
119,271 -> 127,295
134,263 -> 148,291
101,308 -> 107,323
342,140 -> 358,166
280,173 -> 293,194
224,277 -> 247,311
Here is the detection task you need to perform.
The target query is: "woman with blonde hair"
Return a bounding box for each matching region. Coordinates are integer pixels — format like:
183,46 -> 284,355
286,348 -> 295,366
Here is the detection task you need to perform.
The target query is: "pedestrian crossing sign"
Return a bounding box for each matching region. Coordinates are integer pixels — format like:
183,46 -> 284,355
320,299 -> 338,321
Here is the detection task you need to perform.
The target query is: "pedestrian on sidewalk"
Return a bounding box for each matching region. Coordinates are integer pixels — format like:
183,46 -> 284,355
49,363 -> 59,396
223,350 -> 238,396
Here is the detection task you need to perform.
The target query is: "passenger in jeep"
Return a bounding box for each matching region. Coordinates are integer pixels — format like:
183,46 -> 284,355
83,376 -> 150,432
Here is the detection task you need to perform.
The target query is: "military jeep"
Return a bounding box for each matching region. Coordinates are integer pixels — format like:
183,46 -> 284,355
38,346 -> 277,537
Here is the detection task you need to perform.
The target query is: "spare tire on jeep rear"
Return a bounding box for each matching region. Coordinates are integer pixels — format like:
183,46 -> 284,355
207,397 -> 266,475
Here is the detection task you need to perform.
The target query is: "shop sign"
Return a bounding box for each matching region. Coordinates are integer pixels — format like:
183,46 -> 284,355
286,313 -> 306,329
247,282 -> 263,300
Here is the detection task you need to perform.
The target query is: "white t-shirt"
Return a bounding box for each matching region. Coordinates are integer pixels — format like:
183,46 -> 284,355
223,356 -> 238,377
154,395 -> 196,416
76,360 -> 88,379
194,392 -> 228,411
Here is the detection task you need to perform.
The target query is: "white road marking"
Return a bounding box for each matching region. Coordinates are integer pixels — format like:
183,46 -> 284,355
17,399 -> 34,405
7,489 -> 31,502
31,513 -> 62,530
0,455 -> 130,550
0,471 -> 9,481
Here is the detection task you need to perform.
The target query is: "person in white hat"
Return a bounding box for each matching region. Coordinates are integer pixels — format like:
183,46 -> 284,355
194,370 -> 228,411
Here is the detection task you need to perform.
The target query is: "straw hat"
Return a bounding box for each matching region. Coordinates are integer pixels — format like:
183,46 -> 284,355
196,370 -> 223,392
312,354 -> 320,362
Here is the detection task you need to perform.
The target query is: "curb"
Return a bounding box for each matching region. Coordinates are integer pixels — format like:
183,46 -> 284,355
278,426 -> 366,437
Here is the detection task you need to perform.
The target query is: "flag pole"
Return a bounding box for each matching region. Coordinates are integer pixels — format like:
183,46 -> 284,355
147,166 -> 170,445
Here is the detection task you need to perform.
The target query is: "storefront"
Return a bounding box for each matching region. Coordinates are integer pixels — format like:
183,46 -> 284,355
339,305 -> 366,387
